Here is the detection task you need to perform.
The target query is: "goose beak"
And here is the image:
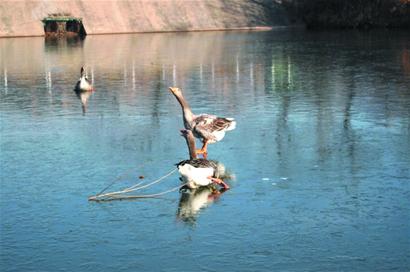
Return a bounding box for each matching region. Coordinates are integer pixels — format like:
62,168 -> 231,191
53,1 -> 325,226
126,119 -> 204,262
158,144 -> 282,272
169,87 -> 180,93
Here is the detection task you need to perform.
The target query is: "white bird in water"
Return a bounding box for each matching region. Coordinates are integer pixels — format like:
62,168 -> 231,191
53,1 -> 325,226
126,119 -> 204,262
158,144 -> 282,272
169,87 -> 236,158
74,67 -> 94,92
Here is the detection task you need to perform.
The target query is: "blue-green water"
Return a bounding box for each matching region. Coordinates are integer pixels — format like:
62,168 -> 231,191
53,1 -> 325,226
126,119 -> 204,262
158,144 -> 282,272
1,30 -> 409,271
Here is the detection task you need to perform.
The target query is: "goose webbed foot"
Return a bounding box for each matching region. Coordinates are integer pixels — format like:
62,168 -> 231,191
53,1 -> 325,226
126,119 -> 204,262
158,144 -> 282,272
208,177 -> 230,190
195,149 -> 208,159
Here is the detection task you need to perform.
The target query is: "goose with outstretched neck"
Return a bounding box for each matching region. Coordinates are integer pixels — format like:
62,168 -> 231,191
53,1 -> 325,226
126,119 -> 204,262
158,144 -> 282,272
169,87 -> 236,159
177,129 -> 230,190
74,67 -> 94,92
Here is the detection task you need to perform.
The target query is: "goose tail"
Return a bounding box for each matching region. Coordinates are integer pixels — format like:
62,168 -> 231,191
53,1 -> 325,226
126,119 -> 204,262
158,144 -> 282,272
225,119 -> 236,131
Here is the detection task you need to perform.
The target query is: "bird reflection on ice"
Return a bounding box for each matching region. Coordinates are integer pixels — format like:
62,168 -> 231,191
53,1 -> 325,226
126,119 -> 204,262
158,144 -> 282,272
74,90 -> 93,115
176,185 -> 226,225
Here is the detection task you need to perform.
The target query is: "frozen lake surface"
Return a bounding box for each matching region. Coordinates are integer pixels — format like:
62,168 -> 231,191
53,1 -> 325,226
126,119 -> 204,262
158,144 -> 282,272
1,29 -> 409,271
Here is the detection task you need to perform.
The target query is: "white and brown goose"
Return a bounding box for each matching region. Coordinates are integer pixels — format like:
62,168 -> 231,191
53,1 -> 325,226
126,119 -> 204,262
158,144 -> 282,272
74,67 -> 94,92
169,87 -> 236,159
177,129 -> 230,190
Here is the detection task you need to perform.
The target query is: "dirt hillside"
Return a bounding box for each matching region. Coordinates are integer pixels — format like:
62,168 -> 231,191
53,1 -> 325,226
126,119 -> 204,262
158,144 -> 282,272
0,0 -> 290,37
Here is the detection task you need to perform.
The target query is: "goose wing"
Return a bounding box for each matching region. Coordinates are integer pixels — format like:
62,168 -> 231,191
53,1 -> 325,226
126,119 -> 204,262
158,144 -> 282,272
193,114 -> 236,141
177,158 -> 218,169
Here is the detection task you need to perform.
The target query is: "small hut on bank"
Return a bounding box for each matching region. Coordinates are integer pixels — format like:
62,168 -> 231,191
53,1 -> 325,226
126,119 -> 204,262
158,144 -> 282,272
42,14 -> 86,38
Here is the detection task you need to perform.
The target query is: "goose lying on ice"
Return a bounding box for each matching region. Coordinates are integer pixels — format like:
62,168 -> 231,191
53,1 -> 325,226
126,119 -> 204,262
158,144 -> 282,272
177,129 -> 230,190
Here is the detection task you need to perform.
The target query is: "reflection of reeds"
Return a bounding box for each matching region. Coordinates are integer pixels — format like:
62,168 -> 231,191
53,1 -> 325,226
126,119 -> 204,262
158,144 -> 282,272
2,30 -> 408,123
3,68 -> 7,88
402,49 -> 410,76
1,31 -> 272,96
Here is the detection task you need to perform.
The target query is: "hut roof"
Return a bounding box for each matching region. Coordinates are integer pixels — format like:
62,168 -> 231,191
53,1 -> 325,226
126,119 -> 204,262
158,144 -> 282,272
42,17 -> 82,23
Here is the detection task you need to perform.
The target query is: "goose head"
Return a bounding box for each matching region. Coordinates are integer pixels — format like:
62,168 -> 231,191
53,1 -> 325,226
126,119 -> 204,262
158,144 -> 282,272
169,87 -> 183,97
